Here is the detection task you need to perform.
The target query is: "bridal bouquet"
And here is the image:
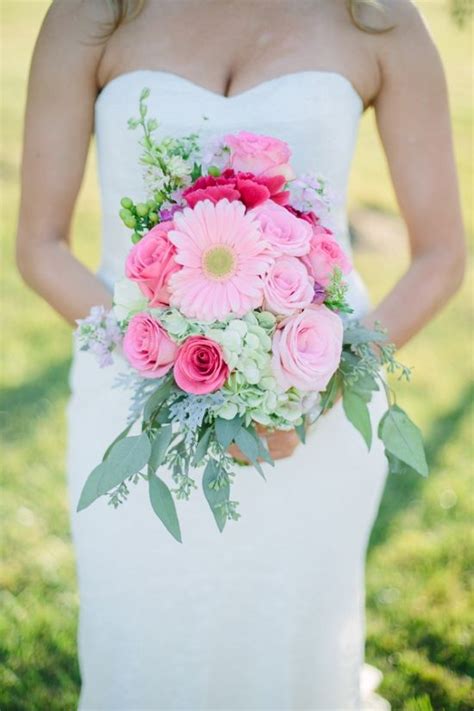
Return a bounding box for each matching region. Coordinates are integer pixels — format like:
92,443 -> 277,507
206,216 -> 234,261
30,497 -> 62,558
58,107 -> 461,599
76,88 -> 427,541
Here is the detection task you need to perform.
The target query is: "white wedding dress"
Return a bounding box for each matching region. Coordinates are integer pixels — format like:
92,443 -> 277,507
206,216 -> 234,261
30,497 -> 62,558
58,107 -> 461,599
67,70 -> 390,710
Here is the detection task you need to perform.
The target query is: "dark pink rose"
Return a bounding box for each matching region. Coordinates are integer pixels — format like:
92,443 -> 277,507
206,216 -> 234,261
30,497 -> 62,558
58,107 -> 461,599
125,221 -> 180,308
183,170 -> 289,210
174,336 -> 229,395
285,205 -> 320,226
301,228 -> 352,287
123,313 -> 177,379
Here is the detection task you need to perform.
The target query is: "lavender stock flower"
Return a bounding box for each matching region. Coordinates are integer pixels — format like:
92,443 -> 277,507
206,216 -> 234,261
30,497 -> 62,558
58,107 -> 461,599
312,282 -> 327,305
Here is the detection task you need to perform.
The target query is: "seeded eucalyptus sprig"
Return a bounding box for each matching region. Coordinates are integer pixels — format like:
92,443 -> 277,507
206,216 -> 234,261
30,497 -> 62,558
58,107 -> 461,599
316,320 -> 427,479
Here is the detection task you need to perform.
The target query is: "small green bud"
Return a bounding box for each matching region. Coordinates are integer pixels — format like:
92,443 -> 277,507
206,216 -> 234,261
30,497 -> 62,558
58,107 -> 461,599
119,208 -> 133,222
131,232 -> 142,244
120,197 -> 133,209
124,216 -> 137,229
136,202 -> 148,217
208,166 -> 221,177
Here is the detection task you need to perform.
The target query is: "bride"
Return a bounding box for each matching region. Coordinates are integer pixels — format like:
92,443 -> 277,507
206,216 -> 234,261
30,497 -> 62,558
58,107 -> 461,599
17,1 -> 465,709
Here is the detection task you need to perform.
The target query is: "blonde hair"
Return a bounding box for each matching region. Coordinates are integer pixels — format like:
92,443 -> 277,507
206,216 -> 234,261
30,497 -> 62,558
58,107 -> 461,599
104,0 -> 394,35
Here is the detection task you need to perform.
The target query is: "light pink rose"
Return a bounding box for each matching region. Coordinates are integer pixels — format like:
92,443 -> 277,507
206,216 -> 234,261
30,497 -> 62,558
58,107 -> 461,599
123,313 -> 177,379
223,131 -> 294,180
271,306 -> 343,392
302,227 -> 352,287
249,200 -> 312,257
263,256 -> 314,316
125,221 -> 180,308
174,336 -> 229,395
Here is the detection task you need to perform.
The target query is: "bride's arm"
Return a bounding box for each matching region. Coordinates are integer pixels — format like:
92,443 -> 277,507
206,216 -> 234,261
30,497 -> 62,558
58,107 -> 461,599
364,2 -> 466,348
16,0 -> 113,326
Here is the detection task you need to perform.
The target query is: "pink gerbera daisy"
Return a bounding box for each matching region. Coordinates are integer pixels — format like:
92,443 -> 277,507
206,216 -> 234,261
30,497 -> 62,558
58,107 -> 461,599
168,199 -> 271,322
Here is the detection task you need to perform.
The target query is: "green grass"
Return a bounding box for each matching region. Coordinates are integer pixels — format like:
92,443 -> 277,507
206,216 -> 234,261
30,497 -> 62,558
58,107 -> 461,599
1,1 -> 473,709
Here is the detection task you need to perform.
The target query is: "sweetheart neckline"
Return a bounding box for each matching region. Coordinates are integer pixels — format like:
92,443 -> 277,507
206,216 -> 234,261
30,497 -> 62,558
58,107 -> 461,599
95,68 -> 365,111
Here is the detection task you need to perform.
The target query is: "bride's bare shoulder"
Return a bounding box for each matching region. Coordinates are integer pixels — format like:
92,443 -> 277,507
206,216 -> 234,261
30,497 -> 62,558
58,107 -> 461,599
39,0 -> 113,50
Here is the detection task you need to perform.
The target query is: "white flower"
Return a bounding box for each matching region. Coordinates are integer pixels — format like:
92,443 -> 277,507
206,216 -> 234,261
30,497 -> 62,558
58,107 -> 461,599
113,278 -> 148,321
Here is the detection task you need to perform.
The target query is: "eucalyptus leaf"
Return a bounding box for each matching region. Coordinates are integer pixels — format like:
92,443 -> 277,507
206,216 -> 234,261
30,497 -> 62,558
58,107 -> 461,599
215,415 -> 243,449
102,421 -> 135,462
343,389 -> 372,449
234,427 -> 259,464
143,378 -> 173,423
378,405 -> 428,477
320,372 -> 342,412
77,461 -> 109,512
385,450 -> 419,476
148,474 -> 182,542
149,425 -> 173,472
295,420 -> 306,444
202,459 -> 229,532
343,324 -> 387,346
192,426 -> 213,467
98,433 -> 152,494
255,434 -> 274,466
350,373 -> 378,403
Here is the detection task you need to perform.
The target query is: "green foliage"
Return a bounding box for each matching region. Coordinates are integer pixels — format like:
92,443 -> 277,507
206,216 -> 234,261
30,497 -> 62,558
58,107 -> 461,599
379,406 -> 428,477
148,473 -> 182,542
202,459 -> 231,532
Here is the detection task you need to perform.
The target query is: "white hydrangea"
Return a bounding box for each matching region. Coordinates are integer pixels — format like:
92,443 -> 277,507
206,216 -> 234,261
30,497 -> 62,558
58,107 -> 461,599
113,278 -> 148,322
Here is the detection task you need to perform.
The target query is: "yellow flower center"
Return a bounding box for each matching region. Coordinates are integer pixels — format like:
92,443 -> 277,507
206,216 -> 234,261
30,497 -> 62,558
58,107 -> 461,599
202,245 -> 236,280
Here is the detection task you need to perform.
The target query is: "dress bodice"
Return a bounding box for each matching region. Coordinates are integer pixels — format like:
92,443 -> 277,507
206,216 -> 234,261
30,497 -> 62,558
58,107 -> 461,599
94,69 -> 369,313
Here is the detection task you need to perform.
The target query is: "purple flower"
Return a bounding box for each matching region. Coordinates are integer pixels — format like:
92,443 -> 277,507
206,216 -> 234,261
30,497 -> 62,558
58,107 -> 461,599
76,307 -> 123,368
312,282 -> 327,305
159,203 -> 183,222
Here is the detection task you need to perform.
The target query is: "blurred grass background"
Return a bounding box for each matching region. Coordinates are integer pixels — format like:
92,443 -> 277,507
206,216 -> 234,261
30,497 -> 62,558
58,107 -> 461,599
0,1 -> 473,709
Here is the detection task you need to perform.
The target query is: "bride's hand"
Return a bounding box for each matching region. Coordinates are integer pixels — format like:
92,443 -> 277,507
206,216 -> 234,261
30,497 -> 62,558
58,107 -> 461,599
227,391 -> 344,464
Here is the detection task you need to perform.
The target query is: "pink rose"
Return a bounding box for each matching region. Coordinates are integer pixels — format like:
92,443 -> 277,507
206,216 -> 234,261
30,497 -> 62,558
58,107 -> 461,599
249,200 -> 312,257
223,131 -> 294,180
272,306 -> 343,392
125,221 -> 180,308
263,256 -> 314,316
174,336 -> 229,395
302,228 -> 352,287
123,313 -> 177,379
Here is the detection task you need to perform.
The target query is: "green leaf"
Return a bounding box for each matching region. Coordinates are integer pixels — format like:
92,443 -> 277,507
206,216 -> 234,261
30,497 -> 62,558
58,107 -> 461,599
385,450 -> 419,476
343,324 -> 387,346
192,426 -> 213,467
215,415 -> 243,449
343,389 -> 372,449
350,373 -> 378,403
98,433 -> 152,495
234,427 -> 266,479
148,425 -> 173,472
295,420 -> 306,444
77,461 -> 108,512
378,405 -> 428,477
148,474 -> 182,542
234,427 -> 259,463
255,435 -> 274,466
102,421 -> 134,461
320,371 -> 342,412
143,378 -> 173,423
202,459 -> 229,532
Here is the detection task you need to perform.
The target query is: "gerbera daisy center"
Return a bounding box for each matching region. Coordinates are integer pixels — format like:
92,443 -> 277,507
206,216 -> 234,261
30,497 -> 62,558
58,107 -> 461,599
202,245 -> 237,280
